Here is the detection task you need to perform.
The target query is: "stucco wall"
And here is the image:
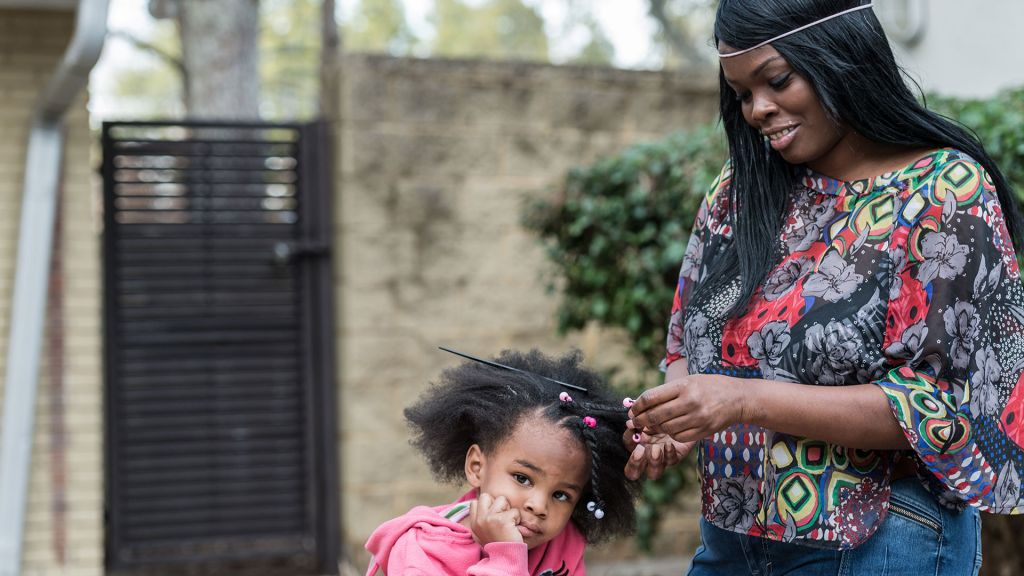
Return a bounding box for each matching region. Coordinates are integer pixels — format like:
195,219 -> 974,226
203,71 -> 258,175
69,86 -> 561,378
336,53 -> 718,563
878,0 -> 1024,98
0,9 -> 103,576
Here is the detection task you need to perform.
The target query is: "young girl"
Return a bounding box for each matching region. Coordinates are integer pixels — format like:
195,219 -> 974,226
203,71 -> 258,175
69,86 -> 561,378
365,349 -> 639,576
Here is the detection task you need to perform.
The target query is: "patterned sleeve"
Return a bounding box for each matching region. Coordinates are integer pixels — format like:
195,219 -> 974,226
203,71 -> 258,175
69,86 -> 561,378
877,153 -> 1024,513
663,161 -> 732,370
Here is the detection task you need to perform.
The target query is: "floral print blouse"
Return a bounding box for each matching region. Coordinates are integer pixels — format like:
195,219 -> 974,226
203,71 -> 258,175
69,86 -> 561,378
665,149 -> 1024,549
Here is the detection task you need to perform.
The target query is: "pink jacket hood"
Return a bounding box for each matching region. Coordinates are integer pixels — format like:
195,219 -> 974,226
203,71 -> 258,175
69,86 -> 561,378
365,491 -> 587,575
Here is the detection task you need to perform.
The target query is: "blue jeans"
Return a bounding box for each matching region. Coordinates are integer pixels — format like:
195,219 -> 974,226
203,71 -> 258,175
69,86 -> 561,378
687,477 -> 982,576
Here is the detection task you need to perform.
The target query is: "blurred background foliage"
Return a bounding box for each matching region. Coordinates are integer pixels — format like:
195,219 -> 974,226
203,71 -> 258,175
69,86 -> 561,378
523,89 -> 1024,549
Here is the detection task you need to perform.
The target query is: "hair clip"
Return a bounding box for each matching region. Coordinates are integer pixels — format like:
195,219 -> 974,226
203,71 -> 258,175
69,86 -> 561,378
438,346 -> 588,393
583,416 -> 597,428
559,392 -> 573,403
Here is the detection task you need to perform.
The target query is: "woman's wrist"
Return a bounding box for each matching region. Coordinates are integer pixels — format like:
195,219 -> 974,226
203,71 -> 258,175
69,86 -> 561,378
728,374 -> 759,428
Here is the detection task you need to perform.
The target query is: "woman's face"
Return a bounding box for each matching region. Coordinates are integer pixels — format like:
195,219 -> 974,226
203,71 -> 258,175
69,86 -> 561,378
718,42 -> 848,172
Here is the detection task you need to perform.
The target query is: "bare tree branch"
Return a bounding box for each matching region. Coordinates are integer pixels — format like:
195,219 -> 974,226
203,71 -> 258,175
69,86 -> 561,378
647,0 -> 703,66
108,29 -> 189,114
108,29 -> 184,75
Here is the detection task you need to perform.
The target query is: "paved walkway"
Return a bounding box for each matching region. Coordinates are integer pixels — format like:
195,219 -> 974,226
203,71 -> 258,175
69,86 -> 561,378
587,556 -> 691,576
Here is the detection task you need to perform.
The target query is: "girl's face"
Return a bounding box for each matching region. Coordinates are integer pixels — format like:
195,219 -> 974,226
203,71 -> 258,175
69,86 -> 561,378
464,415 -> 590,549
718,42 -> 849,173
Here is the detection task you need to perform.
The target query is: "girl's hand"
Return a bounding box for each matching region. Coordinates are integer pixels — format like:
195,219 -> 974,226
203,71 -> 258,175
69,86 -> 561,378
468,493 -> 523,546
622,427 -> 695,480
628,375 -> 745,444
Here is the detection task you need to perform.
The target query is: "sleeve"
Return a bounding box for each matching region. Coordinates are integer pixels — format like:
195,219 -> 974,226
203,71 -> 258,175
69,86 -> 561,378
876,154 -> 1024,513
467,543 -> 530,576
663,161 -> 732,370
381,531 -> 530,576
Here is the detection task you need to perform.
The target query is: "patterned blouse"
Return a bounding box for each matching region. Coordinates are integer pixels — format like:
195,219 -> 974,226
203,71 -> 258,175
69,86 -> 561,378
665,148 -> 1024,549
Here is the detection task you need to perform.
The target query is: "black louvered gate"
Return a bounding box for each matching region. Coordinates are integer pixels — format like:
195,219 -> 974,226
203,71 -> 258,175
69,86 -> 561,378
101,121 -> 338,573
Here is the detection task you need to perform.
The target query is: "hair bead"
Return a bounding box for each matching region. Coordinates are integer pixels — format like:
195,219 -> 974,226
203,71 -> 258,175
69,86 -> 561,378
559,391 -> 573,403
583,416 -> 597,428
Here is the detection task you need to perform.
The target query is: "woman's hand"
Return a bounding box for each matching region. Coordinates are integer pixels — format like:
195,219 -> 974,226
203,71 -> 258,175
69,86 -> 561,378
622,427 -> 695,480
467,493 -> 523,546
628,374 -> 746,444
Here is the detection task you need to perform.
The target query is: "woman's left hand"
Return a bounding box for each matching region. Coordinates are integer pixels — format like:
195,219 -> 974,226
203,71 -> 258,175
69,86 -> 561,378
628,374 -> 746,443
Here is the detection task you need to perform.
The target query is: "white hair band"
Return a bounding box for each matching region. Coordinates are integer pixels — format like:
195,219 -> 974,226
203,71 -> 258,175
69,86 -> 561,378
718,3 -> 875,59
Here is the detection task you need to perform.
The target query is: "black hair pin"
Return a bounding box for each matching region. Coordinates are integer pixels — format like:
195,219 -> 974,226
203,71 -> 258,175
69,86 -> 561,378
438,346 -> 589,393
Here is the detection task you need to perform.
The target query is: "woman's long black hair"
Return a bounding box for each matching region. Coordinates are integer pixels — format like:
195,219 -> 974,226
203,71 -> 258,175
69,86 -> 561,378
404,349 -> 639,543
691,0 -> 1024,318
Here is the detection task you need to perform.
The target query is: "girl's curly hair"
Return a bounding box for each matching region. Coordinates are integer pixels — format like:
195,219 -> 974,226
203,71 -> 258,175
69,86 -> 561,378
404,348 -> 639,543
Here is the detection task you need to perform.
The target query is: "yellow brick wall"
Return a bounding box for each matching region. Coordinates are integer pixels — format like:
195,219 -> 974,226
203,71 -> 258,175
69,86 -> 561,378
0,10 -> 103,576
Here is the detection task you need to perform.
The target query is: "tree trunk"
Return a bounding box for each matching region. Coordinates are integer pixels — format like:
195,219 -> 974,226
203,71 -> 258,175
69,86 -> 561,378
319,0 -> 340,121
176,0 -> 261,119
980,515 -> 1024,576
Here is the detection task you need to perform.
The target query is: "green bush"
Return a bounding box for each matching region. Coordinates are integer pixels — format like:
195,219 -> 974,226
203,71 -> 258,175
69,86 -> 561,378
930,88 -> 1024,199
523,124 -> 728,366
523,88 -> 1024,551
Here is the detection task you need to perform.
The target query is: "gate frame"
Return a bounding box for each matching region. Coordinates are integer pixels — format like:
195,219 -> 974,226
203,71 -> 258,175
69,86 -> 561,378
100,119 -> 340,574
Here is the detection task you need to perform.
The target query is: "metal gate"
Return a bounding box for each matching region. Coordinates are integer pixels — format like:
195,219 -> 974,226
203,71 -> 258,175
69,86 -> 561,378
101,120 -> 338,573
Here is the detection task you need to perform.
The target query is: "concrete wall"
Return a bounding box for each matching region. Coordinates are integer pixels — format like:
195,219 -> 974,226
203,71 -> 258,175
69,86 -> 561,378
878,0 -> 1024,98
336,53 -> 718,564
0,9 -> 103,576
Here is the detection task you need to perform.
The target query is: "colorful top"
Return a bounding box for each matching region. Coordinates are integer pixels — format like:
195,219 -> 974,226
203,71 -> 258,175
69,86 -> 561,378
665,149 -> 1024,549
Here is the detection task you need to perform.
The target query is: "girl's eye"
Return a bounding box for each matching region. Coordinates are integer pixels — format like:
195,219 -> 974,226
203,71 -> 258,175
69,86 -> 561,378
513,473 -> 531,486
769,73 -> 792,90
553,491 -> 572,503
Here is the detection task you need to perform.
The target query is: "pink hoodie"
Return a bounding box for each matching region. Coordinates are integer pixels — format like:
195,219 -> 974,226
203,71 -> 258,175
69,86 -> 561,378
364,491 -> 587,576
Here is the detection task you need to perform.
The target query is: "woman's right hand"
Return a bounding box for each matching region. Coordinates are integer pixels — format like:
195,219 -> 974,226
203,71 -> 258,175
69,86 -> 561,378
622,427 -> 695,480
468,493 -> 523,546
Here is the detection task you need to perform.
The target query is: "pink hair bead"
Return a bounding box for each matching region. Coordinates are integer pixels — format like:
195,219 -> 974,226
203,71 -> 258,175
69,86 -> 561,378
583,416 -> 597,428
559,392 -> 572,403
632,432 -> 642,443
622,397 -> 635,408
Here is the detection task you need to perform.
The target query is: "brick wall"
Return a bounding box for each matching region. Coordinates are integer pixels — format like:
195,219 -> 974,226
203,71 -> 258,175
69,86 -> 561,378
336,54 -> 718,564
0,10 -> 103,576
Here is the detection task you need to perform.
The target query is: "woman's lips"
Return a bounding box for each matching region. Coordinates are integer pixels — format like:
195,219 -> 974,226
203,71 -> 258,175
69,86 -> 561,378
766,125 -> 798,151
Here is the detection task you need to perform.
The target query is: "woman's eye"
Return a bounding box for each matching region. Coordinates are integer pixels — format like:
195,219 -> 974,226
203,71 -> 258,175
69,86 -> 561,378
513,473 -> 531,486
736,90 -> 752,103
769,73 -> 792,90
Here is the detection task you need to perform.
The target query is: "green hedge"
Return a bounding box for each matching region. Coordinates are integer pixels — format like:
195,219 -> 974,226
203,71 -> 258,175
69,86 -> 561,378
522,88 -> 1024,550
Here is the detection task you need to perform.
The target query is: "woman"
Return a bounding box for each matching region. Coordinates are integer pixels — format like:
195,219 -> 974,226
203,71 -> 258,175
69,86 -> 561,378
624,1 -> 1024,574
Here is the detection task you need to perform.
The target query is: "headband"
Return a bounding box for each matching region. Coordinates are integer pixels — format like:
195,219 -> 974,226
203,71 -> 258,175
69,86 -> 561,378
718,3 -> 874,59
